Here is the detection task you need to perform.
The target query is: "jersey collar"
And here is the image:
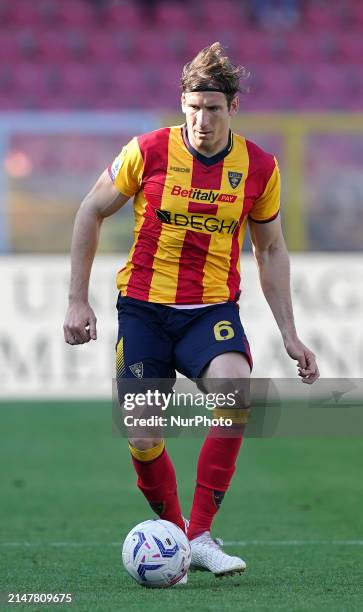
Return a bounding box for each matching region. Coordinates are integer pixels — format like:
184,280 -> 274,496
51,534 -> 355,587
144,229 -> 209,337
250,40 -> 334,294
181,125 -> 233,166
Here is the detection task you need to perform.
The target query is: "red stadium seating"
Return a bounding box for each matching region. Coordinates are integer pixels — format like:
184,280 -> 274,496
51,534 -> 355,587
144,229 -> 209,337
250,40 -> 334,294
285,31 -> 325,63
110,63 -> 154,107
105,1 -> 144,29
310,63 -> 345,109
11,62 -> 50,109
338,33 -> 363,64
1,0 -> 360,112
155,2 -> 192,30
38,30 -> 79,63
262,64 -> 297,97
236,32 -> 276,64
61,62 -> 97,98
185,29 -> 228,58
0,30 -> 22,61
134,30 -> 171,63
7,0 -> 41,27
350,3 -> 363,27
305,4 -> 342,30
55,0 -> 94,28
198,0 -> 246,29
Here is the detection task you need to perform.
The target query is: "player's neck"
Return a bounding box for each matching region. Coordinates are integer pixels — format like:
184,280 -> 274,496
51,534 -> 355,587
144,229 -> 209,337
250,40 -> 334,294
184,127 -> 231,159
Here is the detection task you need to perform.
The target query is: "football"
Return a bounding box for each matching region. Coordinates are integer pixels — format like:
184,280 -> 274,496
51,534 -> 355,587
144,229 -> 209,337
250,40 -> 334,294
122,519 -> 191,588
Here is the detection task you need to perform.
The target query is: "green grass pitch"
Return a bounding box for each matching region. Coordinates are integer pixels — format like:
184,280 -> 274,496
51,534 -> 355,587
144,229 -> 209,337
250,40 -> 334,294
0,401 -> 362,611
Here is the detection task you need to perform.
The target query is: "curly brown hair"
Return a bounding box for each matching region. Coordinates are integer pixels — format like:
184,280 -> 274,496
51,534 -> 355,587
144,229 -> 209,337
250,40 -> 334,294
181,42 -> 249,108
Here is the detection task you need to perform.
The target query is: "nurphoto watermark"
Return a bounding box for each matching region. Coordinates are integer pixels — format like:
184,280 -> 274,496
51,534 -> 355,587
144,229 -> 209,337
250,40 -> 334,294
112,378 -> 363,438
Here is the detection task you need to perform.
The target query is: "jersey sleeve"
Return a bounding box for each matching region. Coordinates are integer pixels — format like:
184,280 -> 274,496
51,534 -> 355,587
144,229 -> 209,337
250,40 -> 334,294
108,137 -> 144,197
248,156 -> 280,223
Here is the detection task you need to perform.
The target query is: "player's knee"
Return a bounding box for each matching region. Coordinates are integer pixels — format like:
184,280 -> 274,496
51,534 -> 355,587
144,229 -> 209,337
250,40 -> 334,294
203,377 -> 250,410
204,351 -> 251,379
128,437 -> 163,451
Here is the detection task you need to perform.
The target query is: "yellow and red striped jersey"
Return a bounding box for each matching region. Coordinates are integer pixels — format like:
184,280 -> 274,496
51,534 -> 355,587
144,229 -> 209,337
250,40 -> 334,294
108,125 -> 280,304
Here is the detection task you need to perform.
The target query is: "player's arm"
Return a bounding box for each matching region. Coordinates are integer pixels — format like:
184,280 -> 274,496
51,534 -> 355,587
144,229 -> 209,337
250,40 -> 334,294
63,170 -> 129,345
248,215 -> 319,383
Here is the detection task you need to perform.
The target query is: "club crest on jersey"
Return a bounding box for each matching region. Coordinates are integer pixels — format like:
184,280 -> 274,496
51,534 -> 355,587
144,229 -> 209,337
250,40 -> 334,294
228,171 -> 243,189
129,362 -> 143,378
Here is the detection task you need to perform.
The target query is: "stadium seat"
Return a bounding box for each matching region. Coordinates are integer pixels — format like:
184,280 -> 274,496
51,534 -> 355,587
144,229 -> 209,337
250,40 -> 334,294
163,31 -> 188,61
260,64 -> 297,108
186,29 -> 230,58
15,29 -> 41,60
0,91 -> 24,110
343,65 -> 363,102
13,62 -> 46,90
305,3 -> 341,30
11,62 -> 50,109
110,63 -> 153,107
134,29 -> 168,62
155,2 -> 192,30
197,0 -> 245,29
61,63 -> 97,98
87,30 -> 115,63
56,0 -> 95,28
236,32 -> 276,64
7,0 -> 42,27
0,30 -> 21,61
350,3 -> 363,27
105,1 -> 143,29
2,0 -> 359,113
338,33 -> 363,64
0,0 -> 11,25
285,31 -> 328,63
264,64 -> 297,96
0,61 -> 15,93
38,30 -> 77,63
311,63 -> 344,99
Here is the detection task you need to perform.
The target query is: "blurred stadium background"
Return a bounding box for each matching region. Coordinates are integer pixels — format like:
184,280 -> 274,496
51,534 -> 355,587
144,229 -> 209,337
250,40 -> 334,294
0,0 -> 362,398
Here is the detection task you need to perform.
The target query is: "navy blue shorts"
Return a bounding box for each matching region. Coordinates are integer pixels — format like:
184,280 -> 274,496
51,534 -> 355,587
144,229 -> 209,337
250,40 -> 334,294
116,295 -> 252,380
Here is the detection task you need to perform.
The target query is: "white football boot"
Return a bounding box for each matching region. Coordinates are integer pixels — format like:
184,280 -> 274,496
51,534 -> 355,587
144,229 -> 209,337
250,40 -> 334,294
190,531 -> 246,577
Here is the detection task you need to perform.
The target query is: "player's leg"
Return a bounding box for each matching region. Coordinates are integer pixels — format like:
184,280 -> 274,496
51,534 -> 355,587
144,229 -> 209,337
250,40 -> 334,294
174,303 -> 251,573
116,296 -> 184,531
188,352 -> 250,576
188,352 -> 250,542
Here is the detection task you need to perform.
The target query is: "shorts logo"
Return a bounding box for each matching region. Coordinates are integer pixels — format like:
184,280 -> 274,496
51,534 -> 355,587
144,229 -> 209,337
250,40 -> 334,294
228,171 -> 243,189
129,362 -> 143,378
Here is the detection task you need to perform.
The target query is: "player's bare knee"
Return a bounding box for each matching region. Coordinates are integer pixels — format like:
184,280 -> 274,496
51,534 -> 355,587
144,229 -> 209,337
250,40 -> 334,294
128,438 -> 163,451
204,351 -> 251,379
202,352 -> 251,409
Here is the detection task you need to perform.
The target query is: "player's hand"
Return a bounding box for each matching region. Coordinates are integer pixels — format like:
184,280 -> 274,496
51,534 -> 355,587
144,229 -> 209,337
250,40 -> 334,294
63,301 -> 97,345
284,337 -> 320,384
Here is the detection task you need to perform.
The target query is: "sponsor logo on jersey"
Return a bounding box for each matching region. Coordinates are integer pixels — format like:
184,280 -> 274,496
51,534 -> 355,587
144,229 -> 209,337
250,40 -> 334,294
156,209 -> 239,234
171,184 -> 237,204
169,165 -> 190,173
228,171 -> 243,189
129,362 -> 144,378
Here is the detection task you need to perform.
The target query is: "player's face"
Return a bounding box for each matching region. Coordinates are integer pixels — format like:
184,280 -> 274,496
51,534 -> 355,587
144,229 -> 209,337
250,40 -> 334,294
181,91 -> 238,156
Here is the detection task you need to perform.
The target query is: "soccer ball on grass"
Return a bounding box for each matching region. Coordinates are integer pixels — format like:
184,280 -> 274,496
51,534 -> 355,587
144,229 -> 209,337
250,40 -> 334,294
122,519 -> 191,587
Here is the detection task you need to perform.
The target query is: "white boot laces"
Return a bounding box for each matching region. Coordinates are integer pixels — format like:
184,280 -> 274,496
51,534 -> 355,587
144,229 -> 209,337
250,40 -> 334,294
197,532 -> 224,550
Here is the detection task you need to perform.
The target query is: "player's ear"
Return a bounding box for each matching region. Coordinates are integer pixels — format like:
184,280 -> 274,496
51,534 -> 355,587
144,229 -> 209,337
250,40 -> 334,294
229,95 -> 239,116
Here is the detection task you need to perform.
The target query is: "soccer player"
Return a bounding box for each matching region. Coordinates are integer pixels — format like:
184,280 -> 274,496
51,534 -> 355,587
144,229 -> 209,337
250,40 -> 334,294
64,43 -> 319,579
